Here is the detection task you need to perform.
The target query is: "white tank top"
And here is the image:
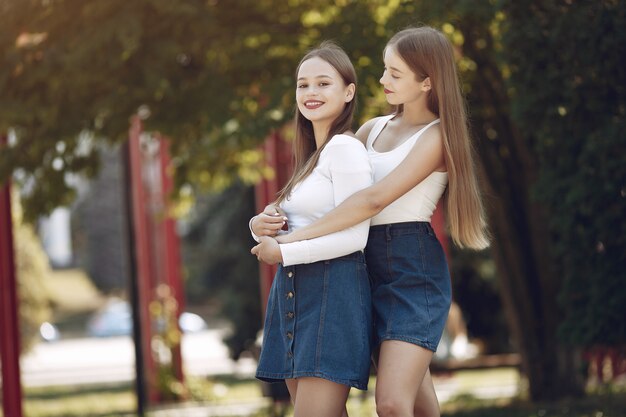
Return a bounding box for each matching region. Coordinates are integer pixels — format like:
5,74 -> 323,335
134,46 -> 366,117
367,115 -> 448,226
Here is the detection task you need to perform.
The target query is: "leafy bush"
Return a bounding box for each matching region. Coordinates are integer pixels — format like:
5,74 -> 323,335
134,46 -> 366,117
12,193 -> 52,353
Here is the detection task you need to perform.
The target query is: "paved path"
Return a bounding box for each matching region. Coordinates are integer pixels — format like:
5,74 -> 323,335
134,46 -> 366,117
21,328 -> 256,387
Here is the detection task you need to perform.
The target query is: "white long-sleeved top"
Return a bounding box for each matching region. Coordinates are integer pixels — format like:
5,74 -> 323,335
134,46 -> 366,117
252,134 -> 372,266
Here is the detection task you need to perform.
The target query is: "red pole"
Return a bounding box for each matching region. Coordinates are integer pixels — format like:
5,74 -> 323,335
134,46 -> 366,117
0,135 -> 24,417
128,117 -> 160,404
254,132 -> 293,311
157,138 -> 185,386
254,134 -> 279,311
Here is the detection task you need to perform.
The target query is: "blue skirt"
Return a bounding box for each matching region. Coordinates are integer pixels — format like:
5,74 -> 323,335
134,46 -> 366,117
366,222 -> 451,352
256,251 -> 373,390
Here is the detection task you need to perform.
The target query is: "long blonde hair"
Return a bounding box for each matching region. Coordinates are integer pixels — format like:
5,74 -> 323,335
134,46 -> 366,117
388,27 -> 489,249
275,42 -> 357,204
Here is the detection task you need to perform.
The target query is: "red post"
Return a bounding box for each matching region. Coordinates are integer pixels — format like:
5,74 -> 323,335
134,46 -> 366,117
128,117 -> 160,404
157,138 -> 185,385
128,121 -> 185,403
254,132 -> 292,311
0,135 -> 24,417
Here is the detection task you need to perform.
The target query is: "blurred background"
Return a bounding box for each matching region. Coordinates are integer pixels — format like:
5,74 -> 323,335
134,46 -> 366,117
0,1 -> 624,416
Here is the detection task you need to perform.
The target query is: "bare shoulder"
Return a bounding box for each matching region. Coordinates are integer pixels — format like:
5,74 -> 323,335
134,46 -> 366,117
355,116 -> 386,144
407,122 -> 446,171
420,122 -> 443,142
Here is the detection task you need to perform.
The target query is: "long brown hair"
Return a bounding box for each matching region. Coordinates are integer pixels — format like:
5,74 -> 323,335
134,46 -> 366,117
274,41 -> 357,204
388,26 -> 489,249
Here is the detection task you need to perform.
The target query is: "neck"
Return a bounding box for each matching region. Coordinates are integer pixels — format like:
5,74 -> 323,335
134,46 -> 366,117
312,122 -> 331,148
400,99 -> 437,126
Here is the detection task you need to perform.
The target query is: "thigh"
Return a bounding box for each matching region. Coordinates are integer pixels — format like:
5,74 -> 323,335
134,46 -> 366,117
375,340 -> 433,412
285,379 -> 298,405
293,377 -> 350,417
413,369 -> 440,417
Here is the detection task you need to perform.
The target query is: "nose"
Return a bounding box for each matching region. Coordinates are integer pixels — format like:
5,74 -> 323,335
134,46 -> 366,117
379,70 -> 388,85
306,86 -> 320,96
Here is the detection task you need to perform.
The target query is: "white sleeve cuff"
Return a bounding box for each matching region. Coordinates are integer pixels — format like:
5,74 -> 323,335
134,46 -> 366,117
249,216 -> 261,243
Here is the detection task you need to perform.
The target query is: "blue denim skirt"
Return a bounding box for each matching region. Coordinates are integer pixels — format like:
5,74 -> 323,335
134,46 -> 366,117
256,251 -> 373,390
366,222 -> 451,352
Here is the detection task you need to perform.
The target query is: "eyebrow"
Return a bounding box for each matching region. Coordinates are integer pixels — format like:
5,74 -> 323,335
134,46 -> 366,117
297,75 -> 333,81
387,66 -> 403,73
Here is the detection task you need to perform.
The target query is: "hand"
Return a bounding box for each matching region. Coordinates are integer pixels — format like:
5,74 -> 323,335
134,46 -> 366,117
251,236 -> 283,265
264,204 -> 286,217
251,206 -> 288,237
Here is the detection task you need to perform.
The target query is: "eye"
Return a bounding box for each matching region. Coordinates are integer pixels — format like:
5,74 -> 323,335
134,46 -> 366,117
384,67 -> 399,79
297,83 -> 307,89
319,82 -> 330,87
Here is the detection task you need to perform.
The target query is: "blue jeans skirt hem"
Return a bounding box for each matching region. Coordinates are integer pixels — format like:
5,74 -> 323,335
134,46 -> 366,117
255,371 -> 368,391
377,334 -> 437,352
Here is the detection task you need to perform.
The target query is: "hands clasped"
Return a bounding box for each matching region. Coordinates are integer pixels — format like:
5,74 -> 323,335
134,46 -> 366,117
251,205 -> 287,265
251,205 -> 288,237
251,236 -> 283,265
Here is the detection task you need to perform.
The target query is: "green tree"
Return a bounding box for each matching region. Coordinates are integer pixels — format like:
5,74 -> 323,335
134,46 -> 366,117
502,0 -> 626,351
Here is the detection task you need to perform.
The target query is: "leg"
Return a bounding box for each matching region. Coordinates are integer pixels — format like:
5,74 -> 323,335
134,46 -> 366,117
292,377 -> 350,417
285,379 -> 298,406
413,369 -> 440,417
375,340 -> 434,417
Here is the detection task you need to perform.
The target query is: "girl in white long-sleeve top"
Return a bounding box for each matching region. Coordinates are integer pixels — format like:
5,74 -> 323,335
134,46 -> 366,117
251,42 -> 373,417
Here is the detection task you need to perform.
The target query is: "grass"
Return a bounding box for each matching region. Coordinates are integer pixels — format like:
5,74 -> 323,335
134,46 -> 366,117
16,373 -> 626,417
23,383 -> 136,417
441,391 -> 626,417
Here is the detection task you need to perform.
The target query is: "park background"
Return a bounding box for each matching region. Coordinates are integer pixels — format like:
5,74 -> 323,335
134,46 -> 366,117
0,0 -> 624,416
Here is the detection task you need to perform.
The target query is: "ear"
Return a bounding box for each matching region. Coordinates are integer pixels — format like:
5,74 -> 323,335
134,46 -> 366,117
345,83 -> 356,102
421,77 -> 432,92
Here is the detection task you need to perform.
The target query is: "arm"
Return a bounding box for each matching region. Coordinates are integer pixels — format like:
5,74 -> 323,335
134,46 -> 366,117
253,137 -> 373,266
276,125 -> 445,244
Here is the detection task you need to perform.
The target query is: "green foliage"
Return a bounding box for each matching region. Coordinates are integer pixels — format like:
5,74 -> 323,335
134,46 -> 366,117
502,0 -> 626,347
11,193 -> 52,353
0,0 -> 385,221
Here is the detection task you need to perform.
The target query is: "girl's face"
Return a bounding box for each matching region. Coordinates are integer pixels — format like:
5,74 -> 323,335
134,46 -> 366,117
296,57 -> 355,125
379,46 -> 430,106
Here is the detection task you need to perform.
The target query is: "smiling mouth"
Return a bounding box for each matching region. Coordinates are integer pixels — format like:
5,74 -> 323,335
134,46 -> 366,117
384,89 -> 394,94
304,100 -> 324,109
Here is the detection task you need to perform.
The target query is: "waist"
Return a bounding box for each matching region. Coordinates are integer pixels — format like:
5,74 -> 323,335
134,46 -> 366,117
323,250 -> 365,264
369,221 -> 434,237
